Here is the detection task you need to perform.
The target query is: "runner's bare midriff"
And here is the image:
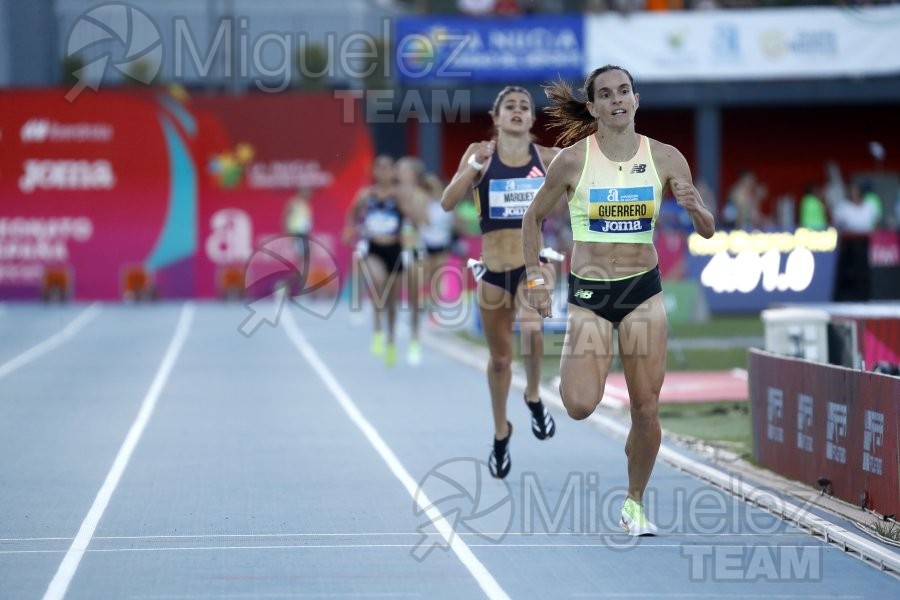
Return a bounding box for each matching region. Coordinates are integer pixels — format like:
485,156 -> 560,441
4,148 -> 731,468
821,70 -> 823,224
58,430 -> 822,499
482,228 -> 533,272
369,234 -> 400,246
570,241 -> 658,280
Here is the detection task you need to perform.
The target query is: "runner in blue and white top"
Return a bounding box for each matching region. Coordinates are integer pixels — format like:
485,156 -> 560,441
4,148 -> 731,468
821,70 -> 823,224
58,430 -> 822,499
440,86 -> 562,480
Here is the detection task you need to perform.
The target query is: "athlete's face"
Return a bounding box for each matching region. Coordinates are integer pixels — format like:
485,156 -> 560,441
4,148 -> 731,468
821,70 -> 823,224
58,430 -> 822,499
372,157 -> 394,185
395,161 -> 417,186
588,70 -> 639,129
493,92 -> 534,134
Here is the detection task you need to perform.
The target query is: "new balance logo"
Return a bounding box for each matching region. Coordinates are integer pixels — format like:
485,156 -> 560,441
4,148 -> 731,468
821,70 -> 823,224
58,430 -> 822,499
527,166 -> 544,178
574,289 -> 593,299
630,164 -> 646,174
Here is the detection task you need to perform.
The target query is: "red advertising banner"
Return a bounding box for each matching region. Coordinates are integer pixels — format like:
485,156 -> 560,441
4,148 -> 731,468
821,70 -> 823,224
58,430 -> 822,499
0,90 -> 187,299
750,349 -> 900,516
191,93 -> 373,299
0,89 -> 374,300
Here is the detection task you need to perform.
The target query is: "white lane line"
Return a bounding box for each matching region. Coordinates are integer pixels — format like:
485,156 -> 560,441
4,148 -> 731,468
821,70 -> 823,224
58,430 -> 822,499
42,303 -> 195,600
282,309 -> 510,600
131,594 -> 419,599
574,595 -> 865,599
0,531 -> 809,543
2,542 -> 824,556
0,303 -> 102,381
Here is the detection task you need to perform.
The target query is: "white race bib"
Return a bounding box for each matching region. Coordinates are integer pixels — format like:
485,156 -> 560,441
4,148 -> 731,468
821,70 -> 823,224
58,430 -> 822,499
364,210 -> 400,237
488,177 -> 544,220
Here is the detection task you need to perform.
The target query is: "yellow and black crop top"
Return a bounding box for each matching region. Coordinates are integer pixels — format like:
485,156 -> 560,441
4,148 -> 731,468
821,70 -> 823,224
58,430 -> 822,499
569,135 -> 663,244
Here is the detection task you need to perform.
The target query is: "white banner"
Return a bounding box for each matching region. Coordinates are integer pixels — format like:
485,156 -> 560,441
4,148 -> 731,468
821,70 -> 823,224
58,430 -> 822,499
586,7 -> 900,81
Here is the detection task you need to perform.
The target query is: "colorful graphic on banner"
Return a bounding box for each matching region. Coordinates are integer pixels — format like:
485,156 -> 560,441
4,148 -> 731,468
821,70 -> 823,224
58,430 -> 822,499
191,93 -> 372,300
394,15 -> 584,83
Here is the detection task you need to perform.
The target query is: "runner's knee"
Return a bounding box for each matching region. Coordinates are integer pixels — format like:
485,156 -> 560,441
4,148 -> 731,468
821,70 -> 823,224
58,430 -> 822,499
560,386 -> 596,421
489,354 -> 512,373
630,397 -> 659,426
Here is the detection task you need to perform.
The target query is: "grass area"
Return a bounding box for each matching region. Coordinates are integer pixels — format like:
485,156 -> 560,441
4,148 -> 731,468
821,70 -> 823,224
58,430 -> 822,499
657,401 -> 753,458
668,315 -> 764,339
667,347 -> 750,372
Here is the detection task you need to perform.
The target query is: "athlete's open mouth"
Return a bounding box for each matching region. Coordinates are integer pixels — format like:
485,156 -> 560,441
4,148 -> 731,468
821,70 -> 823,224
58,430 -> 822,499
612,109 -> 626,116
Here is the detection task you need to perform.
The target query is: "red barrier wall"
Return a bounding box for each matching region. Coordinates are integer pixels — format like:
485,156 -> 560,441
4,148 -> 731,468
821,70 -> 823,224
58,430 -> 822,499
750,349 -> 900,516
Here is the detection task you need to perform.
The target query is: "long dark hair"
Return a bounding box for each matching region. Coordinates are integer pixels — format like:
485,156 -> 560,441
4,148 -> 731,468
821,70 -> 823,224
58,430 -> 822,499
543,65 -> 635,147
490,85 -> 536,140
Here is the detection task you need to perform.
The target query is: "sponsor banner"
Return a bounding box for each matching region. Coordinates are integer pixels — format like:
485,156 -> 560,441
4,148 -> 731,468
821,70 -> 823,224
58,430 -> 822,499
0,90 -> 373,300
191,92 -> 373,299
587,7 -> 900,81
394,15 -> 584,83
750,350 -> 899,516
0,90 -> 188,299
686,228 -> 838,313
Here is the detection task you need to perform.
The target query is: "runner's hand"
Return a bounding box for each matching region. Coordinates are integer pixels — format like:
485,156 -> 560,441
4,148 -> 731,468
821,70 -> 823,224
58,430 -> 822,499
473,140 -> 496,163
525,283 -> 552,319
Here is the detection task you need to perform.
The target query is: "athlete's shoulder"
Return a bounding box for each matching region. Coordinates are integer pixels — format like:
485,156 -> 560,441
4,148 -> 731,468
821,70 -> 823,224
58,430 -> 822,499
353,185 -> 374,203
534,143 -> 561,166
647,137 -> 686,164
550,140 -> 586,172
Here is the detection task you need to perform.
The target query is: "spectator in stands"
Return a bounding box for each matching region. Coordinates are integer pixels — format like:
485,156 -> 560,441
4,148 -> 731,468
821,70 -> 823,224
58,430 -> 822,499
799,183 -> 828,230
861,181 -> 883,227
833,182 -> 879,234
723,169 -> 766,230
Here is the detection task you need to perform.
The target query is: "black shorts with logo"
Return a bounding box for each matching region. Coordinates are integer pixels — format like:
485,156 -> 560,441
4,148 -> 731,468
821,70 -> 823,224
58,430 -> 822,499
368,240 -> 404,273
567,266 -> 662,324
482,265 -> 527,297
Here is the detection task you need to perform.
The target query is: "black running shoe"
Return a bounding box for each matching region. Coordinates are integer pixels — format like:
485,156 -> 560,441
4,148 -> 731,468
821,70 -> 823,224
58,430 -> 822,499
525,395 -> 555,440
489,422 -> 512,479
